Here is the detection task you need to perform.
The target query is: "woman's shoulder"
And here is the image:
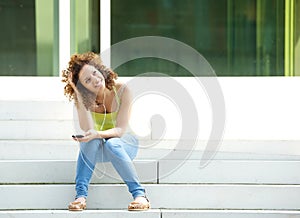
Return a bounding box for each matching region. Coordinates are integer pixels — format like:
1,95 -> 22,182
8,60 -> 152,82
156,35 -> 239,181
114,80 -> 130,93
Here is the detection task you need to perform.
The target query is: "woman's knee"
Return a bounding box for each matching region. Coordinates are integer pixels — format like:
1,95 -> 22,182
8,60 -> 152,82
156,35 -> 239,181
80,139 -> 102,156
105,137 -> 138,160
104,138 -> 122,152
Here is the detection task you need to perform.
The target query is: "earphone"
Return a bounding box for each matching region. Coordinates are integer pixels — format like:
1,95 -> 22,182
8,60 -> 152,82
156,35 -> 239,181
78,103 -> 108,180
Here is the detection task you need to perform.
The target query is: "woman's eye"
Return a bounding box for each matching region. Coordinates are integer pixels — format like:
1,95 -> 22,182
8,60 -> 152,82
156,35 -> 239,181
86,78 -> 91,83
93,71 -> 96,75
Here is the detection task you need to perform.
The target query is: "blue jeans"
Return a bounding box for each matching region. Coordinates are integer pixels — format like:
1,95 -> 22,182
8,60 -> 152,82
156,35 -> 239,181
75,133 -> 145,200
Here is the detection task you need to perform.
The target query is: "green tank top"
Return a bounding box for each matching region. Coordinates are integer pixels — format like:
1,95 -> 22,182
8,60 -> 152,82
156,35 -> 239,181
90,86 -> 121,131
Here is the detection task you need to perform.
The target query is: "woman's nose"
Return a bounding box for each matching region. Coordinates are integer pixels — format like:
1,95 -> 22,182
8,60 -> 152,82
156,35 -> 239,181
93,77 -> 99,84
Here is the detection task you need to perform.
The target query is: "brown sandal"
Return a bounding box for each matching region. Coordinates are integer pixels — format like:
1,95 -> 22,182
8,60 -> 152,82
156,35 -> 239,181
128,197 -> 150,211
68,200 -> 87,211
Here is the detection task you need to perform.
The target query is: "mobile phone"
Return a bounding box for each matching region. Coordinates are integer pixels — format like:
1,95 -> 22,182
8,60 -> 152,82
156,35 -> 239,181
72,134 -> 84,138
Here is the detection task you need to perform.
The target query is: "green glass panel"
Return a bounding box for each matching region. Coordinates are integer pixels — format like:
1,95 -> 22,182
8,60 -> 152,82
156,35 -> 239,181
71,0 -> 100,54
295,0 -> 300,76
35,0 -> 58,76
0,0 -> 59,76
0,0 -> 36,76
111,0 -> 285,76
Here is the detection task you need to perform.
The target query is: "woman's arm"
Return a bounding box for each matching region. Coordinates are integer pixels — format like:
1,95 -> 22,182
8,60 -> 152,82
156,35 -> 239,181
74,95 -> 94,132
68,73 -> 94,132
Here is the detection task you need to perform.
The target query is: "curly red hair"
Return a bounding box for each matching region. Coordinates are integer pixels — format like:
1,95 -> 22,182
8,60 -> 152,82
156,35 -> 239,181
61,52 -> 118,109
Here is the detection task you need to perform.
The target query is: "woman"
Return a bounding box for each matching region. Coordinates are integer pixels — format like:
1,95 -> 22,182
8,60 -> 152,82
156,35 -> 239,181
61,52 -> 150,211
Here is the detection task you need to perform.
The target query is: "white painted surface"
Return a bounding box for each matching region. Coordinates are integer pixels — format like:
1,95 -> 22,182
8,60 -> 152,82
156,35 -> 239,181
0,120 -> 74,139
159,160 -> 300,184
100,0 -> 111,67
1,140 -> 300,160
162,210 -> 300,218
0,210 -> 298,218
1,160 -> 300,185
0,160 -> 157,184
0,210 -> 160,218
0,77 -> 65,101
59,0 -> 70,74
0,101 -> 73,120
1,77 -> 300,141
0,140 -> 78,160
1,76 -> 300,214
1,184 -> 300,210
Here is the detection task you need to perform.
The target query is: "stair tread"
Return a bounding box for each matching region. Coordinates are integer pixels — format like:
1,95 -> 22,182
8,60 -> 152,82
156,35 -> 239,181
1,184 -> 300,210
1,159 -> 300,184
0,209 -> 299,218
1,139 -> 300,160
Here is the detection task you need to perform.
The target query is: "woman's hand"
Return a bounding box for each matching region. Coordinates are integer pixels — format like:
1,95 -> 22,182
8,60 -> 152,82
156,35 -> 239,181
68,73 -> 79,94
68,72 -> 85,104
72,129 -> 100,142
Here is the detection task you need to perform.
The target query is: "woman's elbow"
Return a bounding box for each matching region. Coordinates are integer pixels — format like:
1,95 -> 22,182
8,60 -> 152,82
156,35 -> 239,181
79,124 -> 92,132
115,127 -> 126,138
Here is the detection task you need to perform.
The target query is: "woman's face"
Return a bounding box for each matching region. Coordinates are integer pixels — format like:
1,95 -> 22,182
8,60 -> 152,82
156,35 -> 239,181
78,64 -> 105,94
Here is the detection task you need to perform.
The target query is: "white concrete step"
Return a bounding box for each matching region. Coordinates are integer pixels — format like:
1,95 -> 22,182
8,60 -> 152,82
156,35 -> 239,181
0,100 -> 79,139
0,210 -> 299,218
0,140 -> 78,160
0,77 -> 66,101
162,210 -> 300,218
1,160 -> 300,185
2,76 -> 300,141
159,160 -> 300,184
1,184 -> 300,210
0,160 -> 157,184
1,140 -> 300,161
0,100 -> 73,120
0,210 -> 160,218
0,120 -> 74,139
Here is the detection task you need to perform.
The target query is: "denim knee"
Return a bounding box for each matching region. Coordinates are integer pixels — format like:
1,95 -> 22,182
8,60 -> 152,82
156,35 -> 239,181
104,138 -> 127,160
80,138 -> 102,163
104,137 -> 138,160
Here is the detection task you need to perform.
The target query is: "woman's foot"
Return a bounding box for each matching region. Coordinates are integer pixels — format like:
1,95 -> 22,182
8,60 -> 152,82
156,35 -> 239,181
68,197 -> 87,211
128,196 -> 150,211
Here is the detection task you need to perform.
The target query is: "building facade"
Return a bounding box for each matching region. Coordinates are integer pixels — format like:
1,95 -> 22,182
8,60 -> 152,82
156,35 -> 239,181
0,0 -> 299,77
